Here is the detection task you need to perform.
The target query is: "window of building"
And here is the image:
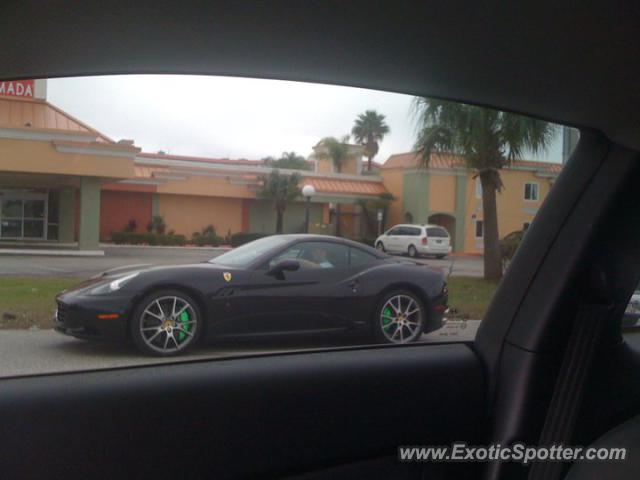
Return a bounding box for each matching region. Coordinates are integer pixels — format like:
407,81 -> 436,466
475,220 -> 484,238
524,182 -> 539,201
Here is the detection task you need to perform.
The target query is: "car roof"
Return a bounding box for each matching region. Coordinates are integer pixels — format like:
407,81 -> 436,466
391,224 -> 447,229
277,234 -> 387,257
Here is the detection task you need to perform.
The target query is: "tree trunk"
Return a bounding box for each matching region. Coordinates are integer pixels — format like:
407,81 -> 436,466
367,155 -> 373,171
275,207 -> 284,234
480,171 -> 502,281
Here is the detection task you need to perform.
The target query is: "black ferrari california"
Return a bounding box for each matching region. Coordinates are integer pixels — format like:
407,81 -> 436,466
55,235 -> 448,356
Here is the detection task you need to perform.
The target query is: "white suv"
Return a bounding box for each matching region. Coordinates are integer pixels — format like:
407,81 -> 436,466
375,224 -> 452,259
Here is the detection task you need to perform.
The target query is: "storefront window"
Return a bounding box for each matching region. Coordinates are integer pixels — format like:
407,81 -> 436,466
0,191 -> 48,239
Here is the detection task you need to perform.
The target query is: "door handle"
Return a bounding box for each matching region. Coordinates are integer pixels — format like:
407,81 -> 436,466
348,279 -> 359,292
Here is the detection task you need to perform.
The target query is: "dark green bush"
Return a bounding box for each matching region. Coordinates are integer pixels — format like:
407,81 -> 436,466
192,235 -> 223,247
230,232 -> 270,247
500,230 -> 524,271
111,232 -> 186,246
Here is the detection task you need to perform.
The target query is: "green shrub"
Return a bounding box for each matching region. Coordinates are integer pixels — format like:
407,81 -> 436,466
111,232 -> 186,246
192,235 -> 223,247
230,232 -> 270,248
123,219 -> 137,233
500,230 -> 524,271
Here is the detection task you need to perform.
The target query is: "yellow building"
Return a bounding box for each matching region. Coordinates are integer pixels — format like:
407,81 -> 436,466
380,152 -> 561,254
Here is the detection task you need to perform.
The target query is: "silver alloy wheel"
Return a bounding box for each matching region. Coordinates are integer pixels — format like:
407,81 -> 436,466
380,294 -> 422,343
139,295 -> 198,354
408,245 -> 417,257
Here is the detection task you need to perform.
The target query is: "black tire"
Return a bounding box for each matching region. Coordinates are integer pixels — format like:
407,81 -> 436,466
373,289 -> 425,344
376,241 -> 386,252
408,245 -> 418,258
435,254 -> 446,259
130,289 -> 203,356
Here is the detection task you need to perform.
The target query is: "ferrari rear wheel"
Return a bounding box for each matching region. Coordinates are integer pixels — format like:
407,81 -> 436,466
130,290 -> 202,356
374,290 -> 425,344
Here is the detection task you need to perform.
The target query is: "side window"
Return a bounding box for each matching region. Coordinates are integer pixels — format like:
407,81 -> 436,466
475,220 -> 484,238
409,227 -> 422,236
271,241 -> 349,270
349,247 -> 379,267
387,227 -> 399,235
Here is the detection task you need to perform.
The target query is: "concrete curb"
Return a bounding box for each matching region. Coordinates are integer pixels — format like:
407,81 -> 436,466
101,244 -> 232,252
0,249 -> 105,257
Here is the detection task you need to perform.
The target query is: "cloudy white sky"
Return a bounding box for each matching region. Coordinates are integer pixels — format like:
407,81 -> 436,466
48,75 -> 562,163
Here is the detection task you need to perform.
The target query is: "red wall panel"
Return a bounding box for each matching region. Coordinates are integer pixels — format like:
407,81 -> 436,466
100,190 -> 152,241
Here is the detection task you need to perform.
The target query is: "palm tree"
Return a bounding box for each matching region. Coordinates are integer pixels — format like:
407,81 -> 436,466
351,110 -> 390,171
318,136 -> 350,173
412,98 -> 556,281
257,169 -> 302,234
317,136 -> 350,236
263,152 -> 310,170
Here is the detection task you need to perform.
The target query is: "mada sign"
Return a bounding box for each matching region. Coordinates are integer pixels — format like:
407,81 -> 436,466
0,80 -> 35,98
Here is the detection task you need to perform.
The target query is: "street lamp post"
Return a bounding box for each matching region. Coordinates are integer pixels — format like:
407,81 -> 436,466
302,184 -> 316,233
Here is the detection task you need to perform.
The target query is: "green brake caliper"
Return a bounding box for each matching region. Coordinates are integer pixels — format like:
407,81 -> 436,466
178,311 -> 190,341
382,307 -> 394,329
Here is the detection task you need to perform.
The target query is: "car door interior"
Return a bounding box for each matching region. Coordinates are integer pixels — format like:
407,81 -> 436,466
1,2 -> 640,480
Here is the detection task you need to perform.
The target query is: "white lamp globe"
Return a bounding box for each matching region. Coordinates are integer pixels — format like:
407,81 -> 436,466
302,184 -> 316,197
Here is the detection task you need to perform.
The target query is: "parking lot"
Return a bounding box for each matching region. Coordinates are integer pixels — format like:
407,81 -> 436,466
0,245 -> 484,277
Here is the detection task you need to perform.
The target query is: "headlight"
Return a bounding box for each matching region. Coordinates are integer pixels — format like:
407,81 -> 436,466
90,272 -> 139,295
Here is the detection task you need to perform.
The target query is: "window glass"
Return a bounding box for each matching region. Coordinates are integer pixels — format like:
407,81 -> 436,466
24,200 -> 45,219
350,247 -> 378,267
209,235 -> 287,267
2,199 -> 22,217
0,74 -> 566,376
270,241 -> 349,269
524,182 -> 539,201
427,227 -> 448,238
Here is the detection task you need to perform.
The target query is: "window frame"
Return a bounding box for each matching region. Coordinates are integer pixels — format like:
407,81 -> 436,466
524,182 -> 540,201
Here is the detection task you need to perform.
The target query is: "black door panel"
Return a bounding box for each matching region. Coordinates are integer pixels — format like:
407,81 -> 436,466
241,267 -> 356,333
0,344 -> 484,479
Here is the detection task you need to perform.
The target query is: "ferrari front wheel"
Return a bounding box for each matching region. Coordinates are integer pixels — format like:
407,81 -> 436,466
130,290 -> 202,356
374,290 -> 425,344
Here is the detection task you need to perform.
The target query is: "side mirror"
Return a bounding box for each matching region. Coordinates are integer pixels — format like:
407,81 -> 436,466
267,259 -> 300,279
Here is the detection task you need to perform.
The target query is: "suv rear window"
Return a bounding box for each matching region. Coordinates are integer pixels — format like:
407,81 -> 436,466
427,227 -> 448,237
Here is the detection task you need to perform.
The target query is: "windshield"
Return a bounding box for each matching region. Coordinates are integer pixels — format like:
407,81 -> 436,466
208,235 -> 289,268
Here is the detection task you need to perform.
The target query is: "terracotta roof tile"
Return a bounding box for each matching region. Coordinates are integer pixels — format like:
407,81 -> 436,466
382,151 -> 562,173
301,177 -> 387,196
138,152 -> 265,166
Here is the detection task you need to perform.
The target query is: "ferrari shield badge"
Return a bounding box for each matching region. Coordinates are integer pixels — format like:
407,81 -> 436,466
223,272 -> 232,282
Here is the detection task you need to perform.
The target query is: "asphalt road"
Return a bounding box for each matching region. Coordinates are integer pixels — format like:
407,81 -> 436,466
0,246 -> 483,278
0,320 -> 481,378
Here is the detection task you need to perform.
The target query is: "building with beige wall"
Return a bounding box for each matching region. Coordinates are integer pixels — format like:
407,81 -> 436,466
380,152 -> 561,253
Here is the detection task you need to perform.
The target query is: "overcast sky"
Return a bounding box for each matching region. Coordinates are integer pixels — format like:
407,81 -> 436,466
48,75 -> 562,163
